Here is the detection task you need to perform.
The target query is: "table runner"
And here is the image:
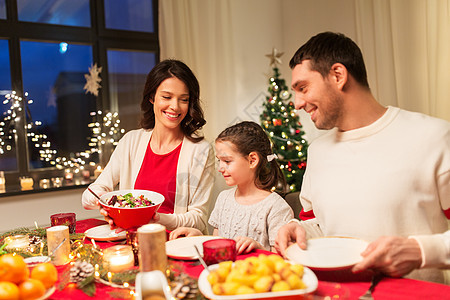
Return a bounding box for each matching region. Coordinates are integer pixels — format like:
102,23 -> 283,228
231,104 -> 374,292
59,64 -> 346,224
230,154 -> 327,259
49,219 -> 450,299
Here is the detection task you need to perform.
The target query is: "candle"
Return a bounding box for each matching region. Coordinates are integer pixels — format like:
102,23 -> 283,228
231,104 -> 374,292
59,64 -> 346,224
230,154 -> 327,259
20,177 -> 34,190
94,166 -> 103,179
39,179 -> 50,189
103,245 -> 134,273
4,235 -> 29,251
46,225 -> 70,266
0,171 -> 5,192
64,169 -> 73,181
51,177 -> 63,188
81,169 -> 90,179
50,212 -> 76,234
137,224 -> 167,272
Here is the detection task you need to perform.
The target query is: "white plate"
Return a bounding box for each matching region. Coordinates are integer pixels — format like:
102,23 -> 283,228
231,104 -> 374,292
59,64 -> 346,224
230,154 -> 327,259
198,263 -> 318,299
84,224 -> 126,241
285,236 -> 369,270
165,236 -> 223,260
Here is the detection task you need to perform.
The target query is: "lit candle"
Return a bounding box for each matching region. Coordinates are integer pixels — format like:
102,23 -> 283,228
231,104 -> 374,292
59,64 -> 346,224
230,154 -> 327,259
20,177 -> 34,190
39,179 -> 50,189
0,171 -> 5,192
46,225 -> 70,266
51,177 -> 63,188
103,245 -> 134,273
64,169 -> 73,181
94,166 -> 103,179
4,235 -> 29,251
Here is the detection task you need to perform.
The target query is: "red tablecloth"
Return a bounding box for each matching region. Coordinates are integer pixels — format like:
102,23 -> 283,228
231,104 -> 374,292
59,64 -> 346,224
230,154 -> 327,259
50,218 -> 450,299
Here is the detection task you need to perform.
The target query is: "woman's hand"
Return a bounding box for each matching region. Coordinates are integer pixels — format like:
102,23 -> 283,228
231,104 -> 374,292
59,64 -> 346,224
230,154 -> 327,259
99,207 -> 125,233
169,227 -> 203,240
234,236 -> 263,254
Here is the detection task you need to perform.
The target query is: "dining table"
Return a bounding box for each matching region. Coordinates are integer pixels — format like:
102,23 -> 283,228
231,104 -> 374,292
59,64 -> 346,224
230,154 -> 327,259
48,218 -> 450,300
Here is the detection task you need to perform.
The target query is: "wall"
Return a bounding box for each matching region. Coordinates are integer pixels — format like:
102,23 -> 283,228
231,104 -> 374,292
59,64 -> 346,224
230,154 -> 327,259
1,1 -> 361,232
0,188 -> 101,232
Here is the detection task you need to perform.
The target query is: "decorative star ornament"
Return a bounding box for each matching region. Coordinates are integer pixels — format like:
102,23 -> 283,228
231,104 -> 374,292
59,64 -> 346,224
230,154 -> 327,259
84,63 -> 102,96
266,48 -> 284,67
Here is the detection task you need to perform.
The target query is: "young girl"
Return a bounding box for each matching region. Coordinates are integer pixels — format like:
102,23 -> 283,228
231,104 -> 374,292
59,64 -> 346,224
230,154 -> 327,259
170,121 -> 294,254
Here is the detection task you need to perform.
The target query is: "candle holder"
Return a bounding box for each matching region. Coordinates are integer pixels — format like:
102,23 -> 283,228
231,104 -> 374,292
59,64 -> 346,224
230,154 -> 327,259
94,166 -> 103,179
20,176 -> 34,190
64,169 -> 73,181
50,213 -> 76,234
0,171 -> 5,192
81,169 -> 91,180
51,177 -> 64,188
4,234 -> 29,251
46,225 -> 70,266
202,238 -> 237,266
39,178 -> 50,189
103,245 -> 135,273
137,224 -> 167,273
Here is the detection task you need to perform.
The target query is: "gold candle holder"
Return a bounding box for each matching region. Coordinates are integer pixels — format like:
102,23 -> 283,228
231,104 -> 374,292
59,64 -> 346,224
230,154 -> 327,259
0,171 -> 5,192
4,234 -> 29,251
20,177 -> 34,190
94,166 -> 103,179
46,225 -> 70,266
137,224 -> 167,273
103,245 -> 134,273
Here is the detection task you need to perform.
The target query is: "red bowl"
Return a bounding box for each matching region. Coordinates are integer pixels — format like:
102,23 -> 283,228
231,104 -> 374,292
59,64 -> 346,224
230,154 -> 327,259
99,190 -> 164,230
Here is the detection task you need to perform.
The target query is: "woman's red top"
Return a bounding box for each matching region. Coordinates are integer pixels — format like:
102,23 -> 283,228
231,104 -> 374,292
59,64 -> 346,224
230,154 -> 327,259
134,142 -> 182,214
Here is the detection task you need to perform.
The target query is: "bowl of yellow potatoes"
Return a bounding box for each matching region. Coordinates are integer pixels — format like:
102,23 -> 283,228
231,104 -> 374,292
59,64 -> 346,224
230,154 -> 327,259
198,253 -> 318,299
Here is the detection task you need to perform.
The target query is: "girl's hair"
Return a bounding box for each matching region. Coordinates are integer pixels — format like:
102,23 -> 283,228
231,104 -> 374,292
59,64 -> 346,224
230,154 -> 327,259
140,59 -> 206,143
216,121 -> 286,192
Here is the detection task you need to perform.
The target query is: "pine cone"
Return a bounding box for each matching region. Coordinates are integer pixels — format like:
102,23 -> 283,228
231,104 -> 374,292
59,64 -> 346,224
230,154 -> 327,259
70,261 -> 94,283
29,235 -> 42,246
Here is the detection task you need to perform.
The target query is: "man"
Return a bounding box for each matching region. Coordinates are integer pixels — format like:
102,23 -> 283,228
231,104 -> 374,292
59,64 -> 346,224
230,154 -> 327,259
274,32 -> 450,283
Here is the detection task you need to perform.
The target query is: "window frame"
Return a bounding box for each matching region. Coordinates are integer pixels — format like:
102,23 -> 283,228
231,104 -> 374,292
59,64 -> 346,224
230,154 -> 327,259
0,0 -> 159,195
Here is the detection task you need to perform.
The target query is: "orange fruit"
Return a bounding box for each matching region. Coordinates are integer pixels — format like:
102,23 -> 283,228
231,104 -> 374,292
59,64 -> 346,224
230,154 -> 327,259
0,281 -> 19,300
17,279 -> 45,300
30,263 -> 57,289
0,255 -> 29,284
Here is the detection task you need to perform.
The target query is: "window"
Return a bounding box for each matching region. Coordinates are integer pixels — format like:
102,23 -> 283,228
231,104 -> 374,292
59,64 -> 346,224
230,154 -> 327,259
0,0 -> 5,19
0,0 -> 159,194
17,0 -> 90,27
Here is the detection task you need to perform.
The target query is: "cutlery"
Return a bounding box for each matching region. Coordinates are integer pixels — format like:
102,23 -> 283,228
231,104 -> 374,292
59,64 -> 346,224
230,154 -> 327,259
87,187 -> 101,201
193,245 -> 209,273
359,273 -> 383,300
45,237 -> 67,262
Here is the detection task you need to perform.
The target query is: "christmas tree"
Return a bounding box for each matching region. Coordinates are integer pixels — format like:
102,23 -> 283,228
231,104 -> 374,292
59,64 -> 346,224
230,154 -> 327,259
260,49 -> 308,193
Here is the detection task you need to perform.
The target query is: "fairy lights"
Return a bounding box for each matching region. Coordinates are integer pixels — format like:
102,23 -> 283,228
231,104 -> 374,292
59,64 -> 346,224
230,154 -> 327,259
1,91 -> 125,178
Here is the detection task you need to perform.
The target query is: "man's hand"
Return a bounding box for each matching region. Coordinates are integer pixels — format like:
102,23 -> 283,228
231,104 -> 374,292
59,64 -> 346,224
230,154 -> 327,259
352,236 -> 422,277
274,221 -> 307,256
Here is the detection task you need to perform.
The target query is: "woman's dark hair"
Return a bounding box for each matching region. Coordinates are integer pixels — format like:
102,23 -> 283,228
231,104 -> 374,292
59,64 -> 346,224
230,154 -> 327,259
216,121 -> 287,192
140,59 -> 206,142
289,31 -> 370,89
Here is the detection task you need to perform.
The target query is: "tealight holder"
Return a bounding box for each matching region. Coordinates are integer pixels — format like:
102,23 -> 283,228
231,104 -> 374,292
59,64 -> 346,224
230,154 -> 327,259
94,166 -> 103,179
51,177 -> 63,188
39,178 -> 50,189
4,234 -> 29,251
103,245 -> 135,273
202,238 -> 237,266
50,212 -> 76,234
20,176 -> 34,190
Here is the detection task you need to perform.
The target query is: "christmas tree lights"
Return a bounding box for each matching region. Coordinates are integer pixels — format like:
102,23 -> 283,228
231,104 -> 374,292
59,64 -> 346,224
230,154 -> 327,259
260,49 -> 309,193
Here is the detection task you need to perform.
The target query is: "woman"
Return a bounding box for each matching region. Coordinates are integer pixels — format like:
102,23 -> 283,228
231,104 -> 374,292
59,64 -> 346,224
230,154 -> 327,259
81,59 -> 215,233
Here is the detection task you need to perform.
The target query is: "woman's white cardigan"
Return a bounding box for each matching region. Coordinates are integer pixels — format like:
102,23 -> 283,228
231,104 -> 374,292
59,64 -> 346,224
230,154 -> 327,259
82,129 -> 215,233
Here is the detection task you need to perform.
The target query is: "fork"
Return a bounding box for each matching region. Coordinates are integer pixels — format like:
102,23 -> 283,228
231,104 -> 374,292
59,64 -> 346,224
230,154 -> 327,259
359,273 -> 383,300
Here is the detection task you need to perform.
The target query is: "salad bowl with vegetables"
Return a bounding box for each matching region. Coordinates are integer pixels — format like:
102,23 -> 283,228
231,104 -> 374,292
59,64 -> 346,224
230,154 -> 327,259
99,190 -> 164,229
